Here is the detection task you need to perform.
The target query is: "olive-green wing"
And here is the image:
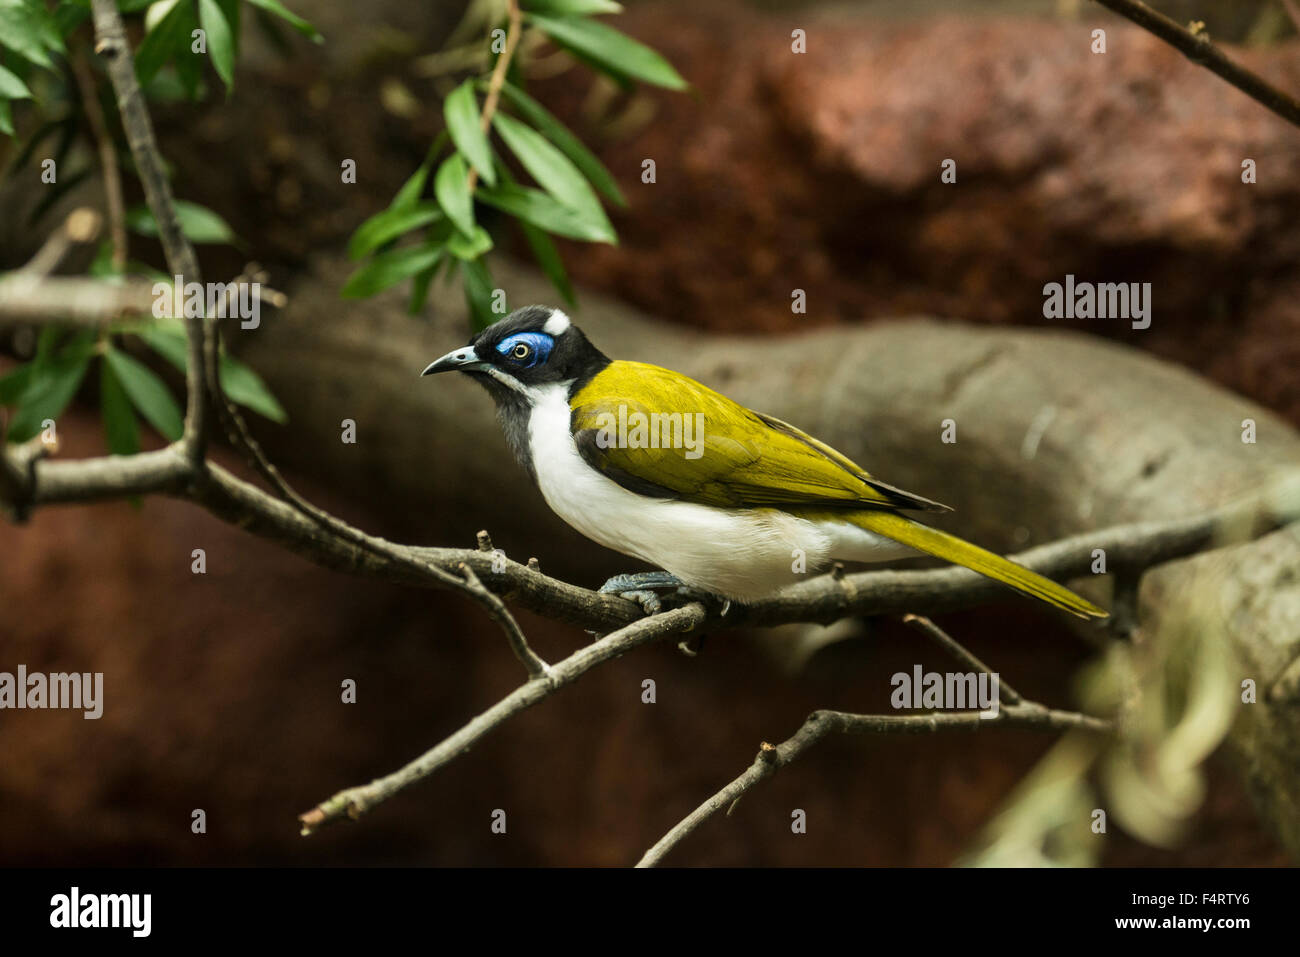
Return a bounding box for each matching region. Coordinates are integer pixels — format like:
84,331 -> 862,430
570,361 -> 949,512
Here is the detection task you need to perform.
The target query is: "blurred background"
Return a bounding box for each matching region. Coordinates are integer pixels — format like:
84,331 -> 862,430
2,0 -> 1299,865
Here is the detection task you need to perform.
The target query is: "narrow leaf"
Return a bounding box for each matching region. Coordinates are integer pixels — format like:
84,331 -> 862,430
341,242 -> 445,298
520,220 -> 575,307
100,359 -> 140,455
197,0 -> 236,92
446,224 -> 493,261
477,181 -> 615,243
524,0 -> 623,14
134,0 -> 188,89
104,346 -> 184,440
5,334 -> 95,442
460,257 -> 496,331
244,0 -> 323,43
444,79 -> 495,186
217,355 -> 288,423
0,64 -> 32,99
434,152 -> 475,237
135,324 -> 287,423
526,13 -> 686,90
492,111 -> 609,233
347,201 -> 442,261
0,0 -> 56,69
126,199 -> 239,245
497,81 -> 623,205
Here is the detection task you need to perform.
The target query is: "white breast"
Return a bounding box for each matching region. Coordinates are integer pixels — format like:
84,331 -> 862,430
525,384 -> 911,601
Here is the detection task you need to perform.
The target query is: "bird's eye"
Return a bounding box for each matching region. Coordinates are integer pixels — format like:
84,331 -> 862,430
511,342 -> 531,361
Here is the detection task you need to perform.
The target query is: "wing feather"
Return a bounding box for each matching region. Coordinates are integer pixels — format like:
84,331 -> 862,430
570,361 -> 950,512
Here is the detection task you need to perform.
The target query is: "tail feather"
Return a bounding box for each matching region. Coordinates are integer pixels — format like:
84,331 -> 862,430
850,511 -> 1108,620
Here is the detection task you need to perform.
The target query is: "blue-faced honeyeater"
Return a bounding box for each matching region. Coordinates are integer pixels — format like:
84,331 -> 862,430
422,305 -> 1107,619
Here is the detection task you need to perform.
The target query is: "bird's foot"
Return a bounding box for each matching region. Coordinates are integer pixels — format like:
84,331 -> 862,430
599,572 -> 732,617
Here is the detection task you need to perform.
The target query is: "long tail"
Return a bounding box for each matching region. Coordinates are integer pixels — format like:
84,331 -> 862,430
850,511 -> 1108,620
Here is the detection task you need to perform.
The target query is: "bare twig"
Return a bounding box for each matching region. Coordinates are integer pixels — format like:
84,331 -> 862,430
71,50 -> 127,272
13,207 -> 103,279
636,702 -> 1112,867
903,613 -> 1022,705
459,561 -> 550,679
1094,0 -> 1300,128
298,602 -> 705,834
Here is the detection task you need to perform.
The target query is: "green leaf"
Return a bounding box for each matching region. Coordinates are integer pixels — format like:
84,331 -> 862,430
99,359 -> 140,456
5,333 -> 95,442
497,81 -> 623,205
524,0 -> 623,13
132,323 -> 189,369
477,181 -> 614,243
525,13 -> 686,90
0,361 -> 32,405
126,199 -> 239,245
134,324 -> 287,423
520,220 -> 575,307
197,0 -> 236,91
444,79 -> 495,187
0,64 -> 32,99
103,346 -> 183,440
460,257 -> 496,331
217,354 -> 287,423
244,0 -> 323,43
392,164 -> 429,210
0,0 -> 57,69
434,152 -> 475,238
347,201 -> 442,261
134,0 -> 190,89
341,242 -> 445,298
492,111 -> 610,232
408,261 -> 437,316
0,99 -> 12,137
446,224 -> 493,261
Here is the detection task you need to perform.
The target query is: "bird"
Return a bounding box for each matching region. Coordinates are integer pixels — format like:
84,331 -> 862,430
422,305 -> 1107,620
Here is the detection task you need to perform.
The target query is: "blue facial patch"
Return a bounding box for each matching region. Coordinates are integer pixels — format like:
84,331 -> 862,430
496,332 -> 554,368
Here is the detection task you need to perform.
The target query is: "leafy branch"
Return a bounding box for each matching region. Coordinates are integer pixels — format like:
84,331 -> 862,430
0,0 -> 316,455
342,0 -> 685,328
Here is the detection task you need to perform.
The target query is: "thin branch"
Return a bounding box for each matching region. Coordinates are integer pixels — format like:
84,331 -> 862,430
0,276 -> 155,327
13,207 -> 102,278
90,0 -> 211,464
1093,0 -> 1300,128
298,602 -> 706,834
465,0 -> 522,193
71,49 -> 127,272
636,702 -> 1112,867
903,613 -> 1022,705
14,440 -> 1300,634
459,561 -> 550,679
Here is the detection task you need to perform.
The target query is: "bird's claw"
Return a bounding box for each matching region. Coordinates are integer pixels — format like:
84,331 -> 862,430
599,572 -> 731,616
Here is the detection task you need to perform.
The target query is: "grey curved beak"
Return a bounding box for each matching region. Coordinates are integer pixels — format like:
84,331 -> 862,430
421,346 -> 485,376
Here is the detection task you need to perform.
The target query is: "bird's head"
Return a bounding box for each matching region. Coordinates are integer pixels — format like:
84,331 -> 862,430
421,305 -> 609,404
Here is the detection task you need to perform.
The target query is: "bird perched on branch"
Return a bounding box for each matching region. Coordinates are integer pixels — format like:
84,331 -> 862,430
423,305 -> 1107,619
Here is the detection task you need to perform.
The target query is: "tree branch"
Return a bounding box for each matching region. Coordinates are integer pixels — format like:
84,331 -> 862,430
89,0 -> 210,463
298,602 -> 706,835
1094,0 -> 1300,128
635,613 -> 1114,868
